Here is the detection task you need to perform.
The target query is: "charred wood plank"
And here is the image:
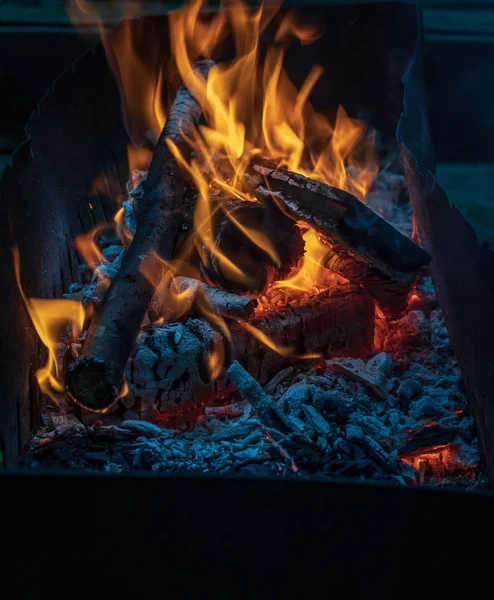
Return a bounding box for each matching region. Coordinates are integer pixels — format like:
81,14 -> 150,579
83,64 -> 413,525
124,286 -> 375,420
66,60 -> 214,411
398,425 -> 458,456
247,161 -> 431,318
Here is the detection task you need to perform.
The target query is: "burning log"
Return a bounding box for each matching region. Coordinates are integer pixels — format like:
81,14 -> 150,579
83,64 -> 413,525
247,161 -> 431,318
124,286 -> 374,419
67,60 -> 214,411
200,198 -> 305,295
149,276 -> 258,322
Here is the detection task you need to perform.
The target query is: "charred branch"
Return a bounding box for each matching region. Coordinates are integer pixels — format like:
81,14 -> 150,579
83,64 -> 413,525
149,276 -> 258,322
227,361 -> 299,435
247,161 -> 431,318
66,60 -> 214,411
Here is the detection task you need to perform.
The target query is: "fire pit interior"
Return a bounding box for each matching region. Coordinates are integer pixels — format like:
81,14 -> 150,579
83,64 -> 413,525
0,0 -> 488,490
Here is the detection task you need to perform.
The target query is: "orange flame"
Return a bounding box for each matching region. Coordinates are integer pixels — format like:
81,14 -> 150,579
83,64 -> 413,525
61,0 -> 381,385
166,0 -> 378,296
68,1 -> 167,147
73,225 -> 106,273
12,246 -> 85,402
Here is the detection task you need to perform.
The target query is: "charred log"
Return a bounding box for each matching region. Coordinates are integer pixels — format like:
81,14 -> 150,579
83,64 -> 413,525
247,161 -> 431,318
66,60 -> 214,411
124,286 -> 375,420
149,276 -> 258,322
200,197 -> 305,295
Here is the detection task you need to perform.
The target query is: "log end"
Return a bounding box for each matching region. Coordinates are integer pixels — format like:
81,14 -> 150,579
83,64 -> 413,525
66,357 -> 118,411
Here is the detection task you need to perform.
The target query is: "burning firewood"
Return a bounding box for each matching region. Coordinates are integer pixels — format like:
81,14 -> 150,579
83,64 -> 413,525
247,161 -> 432,318
200,198 -> 305,295
124,286 -> 374,419
67,60 -> 215,411
148,276 -> 258,322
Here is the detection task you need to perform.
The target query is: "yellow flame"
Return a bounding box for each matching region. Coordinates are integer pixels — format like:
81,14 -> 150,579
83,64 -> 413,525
69,0 -> 378,300
239,320 -> 321,360
165,0 -> 378,295
73,225 -> 106,274
117,380 -> 130,399
272,228 -> 345,297
12,246 -> 85,402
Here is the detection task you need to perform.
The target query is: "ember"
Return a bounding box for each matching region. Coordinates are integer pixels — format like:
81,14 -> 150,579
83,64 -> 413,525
13,0 -> 486,489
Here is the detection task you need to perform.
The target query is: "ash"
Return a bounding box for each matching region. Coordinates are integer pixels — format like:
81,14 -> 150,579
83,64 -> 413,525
25,167 -> 487,490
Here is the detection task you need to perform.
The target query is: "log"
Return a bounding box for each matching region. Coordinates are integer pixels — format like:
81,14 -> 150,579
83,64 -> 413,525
200,197 -> 305,295
122,285 -> 375,420
148,276 -> 258,322
66,60 -> 214,411
247,161 -> 431,318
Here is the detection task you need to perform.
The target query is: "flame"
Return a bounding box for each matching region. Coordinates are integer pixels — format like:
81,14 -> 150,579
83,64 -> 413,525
69,0 -> 378,301
12,246 -> 85,402
68,1 -> 167,147
61,0 -> 381,387
117,380 -> 130,400
165,0 -> 378,297
274,10 -> 325,45
238,320 -> 321,360
114,206 -> 134,246
270,228 -> 344,298
73,225 -> 106,273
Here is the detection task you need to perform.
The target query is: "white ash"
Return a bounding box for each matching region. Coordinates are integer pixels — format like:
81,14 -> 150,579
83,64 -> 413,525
27,164 -> 488,490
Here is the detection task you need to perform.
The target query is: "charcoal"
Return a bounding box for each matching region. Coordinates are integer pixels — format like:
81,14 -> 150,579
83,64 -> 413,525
429,308 -> 450,346
383,310 -> 429,353
386,394 -> 399,408
90,425 -> 135,442
277,384 -> 323,414
443,437 -> 481,473
398,425 -> 458,455
346,424 -> 365,442
326,358 -> 387,400
301,405 -> 332,436
233,447 -> 269,462
397,379 -> 423,403
348,414 -> 392,445
242,430 -> 263,446
264,367 -> 294,395
311,389 -> 352,413
460,416 -> 476,443
386,377 -> 401,393
367,352 -> 393,377
408,396 -> 454,421
122,420 -> 169,438
360,435 -> 391,469
334,438 -> 354,459
436,414 -> 460,429
84,451 -> 111,464
395,460 -> 419,485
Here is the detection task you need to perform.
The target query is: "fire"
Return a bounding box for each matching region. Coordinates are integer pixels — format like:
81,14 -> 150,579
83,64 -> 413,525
69,1 -> 167,147
164,0 -> 377,304
60,0 -> 380,384
74,225 -> 106,275
12,246 -> 85,402
269,228 -> 345,298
